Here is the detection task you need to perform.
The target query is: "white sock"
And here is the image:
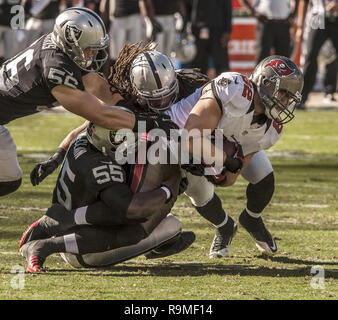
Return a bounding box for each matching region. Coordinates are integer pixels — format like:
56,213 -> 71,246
63,233 -> 79,254
214,213 -> 228,228
74,206 -> 89,225
246,207 -> 261,219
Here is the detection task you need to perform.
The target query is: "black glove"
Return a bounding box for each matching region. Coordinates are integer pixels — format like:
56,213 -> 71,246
224,143 -> 244,174
30,148 -> 66,186
133,113 -> 179,137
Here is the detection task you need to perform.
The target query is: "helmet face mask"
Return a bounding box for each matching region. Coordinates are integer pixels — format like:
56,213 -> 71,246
53,7 -> 109,72
260,85 -> 301,124
138,79 -> 179,112
73,41 -> 109,71
130,50 -> 179,112
251,55 -> 304,124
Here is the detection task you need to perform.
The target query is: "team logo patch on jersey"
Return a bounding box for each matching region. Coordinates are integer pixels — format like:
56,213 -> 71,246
65,25 -> 83,44
217,77 -> 231,87
265,59 -> 294,76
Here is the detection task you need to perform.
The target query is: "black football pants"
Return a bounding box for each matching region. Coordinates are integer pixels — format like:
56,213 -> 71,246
301,17 -> 338,104
255,20 -> 291,63
190,27 -> 230,75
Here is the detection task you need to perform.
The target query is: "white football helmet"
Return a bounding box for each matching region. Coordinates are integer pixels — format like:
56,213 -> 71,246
130,50 -> 179,112
52,7 -> 109,72
86,107 -> 137,162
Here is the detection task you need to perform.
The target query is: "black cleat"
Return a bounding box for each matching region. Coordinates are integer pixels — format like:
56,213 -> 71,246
239,210 -> 277,255
144,231 -> 195,259
209,216 -> 237,258
19,215 -> 59,249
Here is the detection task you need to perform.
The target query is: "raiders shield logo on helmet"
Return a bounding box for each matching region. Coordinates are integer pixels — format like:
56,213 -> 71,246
265,59 -> 294,76
65,25 -> 83,44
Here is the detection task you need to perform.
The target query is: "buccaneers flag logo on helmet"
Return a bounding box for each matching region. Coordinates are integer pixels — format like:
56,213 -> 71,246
265,59 -> 294,76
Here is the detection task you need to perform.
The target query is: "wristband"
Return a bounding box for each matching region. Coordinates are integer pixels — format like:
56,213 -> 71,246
53,148 -> 67,165
160,185 -> 171,202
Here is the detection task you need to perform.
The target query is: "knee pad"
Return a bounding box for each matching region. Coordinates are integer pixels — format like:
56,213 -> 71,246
246,172 -> 274,213
184,173 -> 215,207
0,178 -> 22,196
241,150 -> 273,184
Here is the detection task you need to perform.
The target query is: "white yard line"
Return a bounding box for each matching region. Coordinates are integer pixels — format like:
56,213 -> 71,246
265,219 -> 337,226
270,203 -> 330,208
0,201 -> 335,227
173,202 -> 332,210
0,251 -> 20,255
0,205 -> 46,212
172,206 -> 337,226
235,182 -> 337,190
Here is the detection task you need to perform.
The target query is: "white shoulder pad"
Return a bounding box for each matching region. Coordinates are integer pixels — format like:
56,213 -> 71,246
211,72 -> 254,117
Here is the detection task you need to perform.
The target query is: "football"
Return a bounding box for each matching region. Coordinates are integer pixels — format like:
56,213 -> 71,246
211,132 -> 237,157
222,136 -> 237,157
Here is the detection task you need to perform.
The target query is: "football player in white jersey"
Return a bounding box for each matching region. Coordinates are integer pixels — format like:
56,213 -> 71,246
165,56 -> 303,257
31,45 -> 303,259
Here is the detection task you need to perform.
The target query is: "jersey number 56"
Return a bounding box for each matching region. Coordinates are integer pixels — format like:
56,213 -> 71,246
48,68 -> 79,89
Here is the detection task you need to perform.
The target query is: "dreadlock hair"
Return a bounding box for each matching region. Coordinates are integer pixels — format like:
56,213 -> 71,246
175,68 -> 210,101
107,41 -> 210,109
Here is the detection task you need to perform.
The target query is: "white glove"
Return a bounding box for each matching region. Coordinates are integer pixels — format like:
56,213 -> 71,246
174,12 -> 184,32
144,16 -> 154,40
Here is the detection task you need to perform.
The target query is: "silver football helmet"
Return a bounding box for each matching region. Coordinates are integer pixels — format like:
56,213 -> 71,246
52,7 -> 109,72
86,107 -> 137,162
251,55 -> 304,124
130,50 -> 179,112
171,33 -> 197,64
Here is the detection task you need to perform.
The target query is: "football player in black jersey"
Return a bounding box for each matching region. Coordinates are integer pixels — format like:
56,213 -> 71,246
19,107 -> 194,272
0,7 -> 177,197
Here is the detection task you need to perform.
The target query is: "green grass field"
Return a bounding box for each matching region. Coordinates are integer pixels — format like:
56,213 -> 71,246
0,110 -> 337,300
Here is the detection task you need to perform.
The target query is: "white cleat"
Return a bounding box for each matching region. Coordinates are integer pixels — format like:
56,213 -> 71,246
239,210 -> 278,256
209,218 -> 238,259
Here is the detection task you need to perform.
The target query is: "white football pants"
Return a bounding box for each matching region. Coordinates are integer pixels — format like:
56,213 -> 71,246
0,125 -> 22,182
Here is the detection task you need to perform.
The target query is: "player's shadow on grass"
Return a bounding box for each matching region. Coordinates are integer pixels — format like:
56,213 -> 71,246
265,255 -> 338,266
46,262 -> 338,279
